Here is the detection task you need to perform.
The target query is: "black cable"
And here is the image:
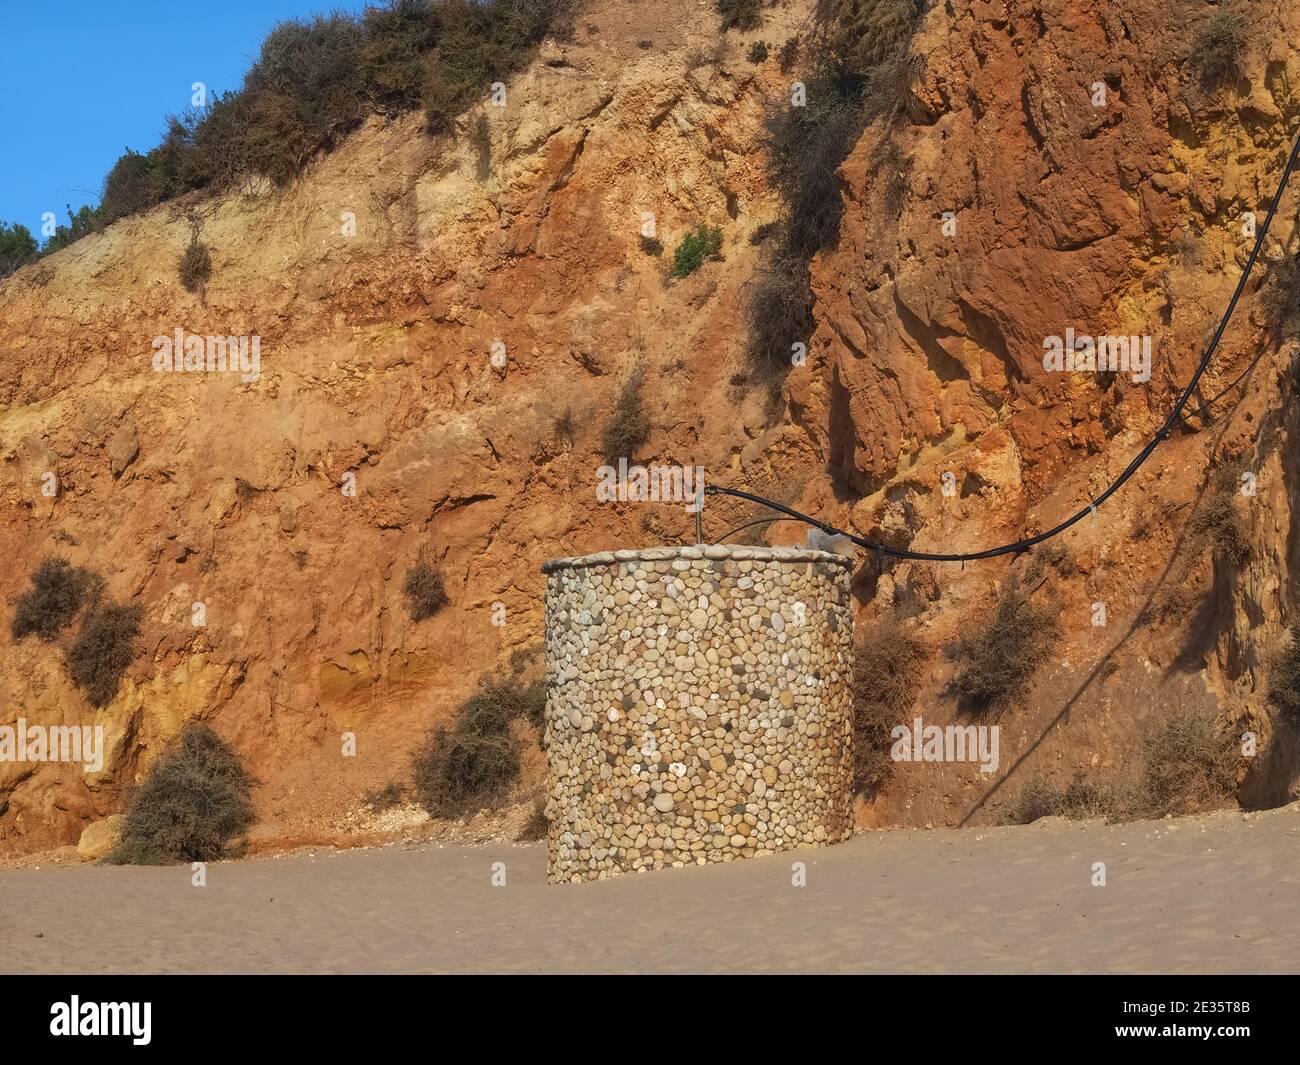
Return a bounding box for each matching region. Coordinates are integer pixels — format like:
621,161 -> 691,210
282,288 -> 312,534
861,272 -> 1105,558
705,130 -> 1300,562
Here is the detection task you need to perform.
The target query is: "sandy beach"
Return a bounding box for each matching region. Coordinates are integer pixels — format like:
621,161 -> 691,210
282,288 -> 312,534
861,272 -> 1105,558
3,804 -> 1296,974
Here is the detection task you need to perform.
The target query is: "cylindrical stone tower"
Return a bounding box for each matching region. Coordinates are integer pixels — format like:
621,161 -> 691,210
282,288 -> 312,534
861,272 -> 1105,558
541,544 -> 855,883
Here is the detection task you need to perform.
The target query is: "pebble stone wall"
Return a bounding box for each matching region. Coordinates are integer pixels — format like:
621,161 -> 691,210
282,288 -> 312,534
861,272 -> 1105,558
541,544 -> 855,883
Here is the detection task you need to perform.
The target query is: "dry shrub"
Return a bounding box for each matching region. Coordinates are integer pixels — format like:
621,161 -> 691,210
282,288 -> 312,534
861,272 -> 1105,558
1148,471 -> 1250,620
1151,581 -> 1203,622
1003,713 -> 1237,825
1002,776 -> 1116,825
108,723 -> 254,865
763,89 -> 863,263
717,0 -> 762,31
365,782 -> 406,810
948,583 -> 1057,715
1189,8 -> 1247,86
10,558 -> 101,642
360,0 -> 448,111
553,407 -> 577,447
852,623 -> 927,795
1267,626 -> 1300,726
747,263 -> 814,373
778,36 -> 799,72
422,0 -> 573,133
412,679 -> 545,817
601,368 -> 651,461
1129,711 -> 1239,818
403,553 -> 448,621
516,801 -> 549,841
178,239 -> 212,294
65,602 -> 142,708
1186,468 -> 1249,564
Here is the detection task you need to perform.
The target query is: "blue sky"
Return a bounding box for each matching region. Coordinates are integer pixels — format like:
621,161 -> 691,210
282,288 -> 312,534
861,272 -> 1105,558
0,0 -> 370,242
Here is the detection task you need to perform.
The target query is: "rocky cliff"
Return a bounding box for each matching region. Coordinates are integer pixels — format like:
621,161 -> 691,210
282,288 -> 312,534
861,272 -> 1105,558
3,0 -> 1298,856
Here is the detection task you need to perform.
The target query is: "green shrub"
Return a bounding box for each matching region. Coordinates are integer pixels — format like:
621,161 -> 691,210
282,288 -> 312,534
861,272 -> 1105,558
1130,712 -> 1239,818
411,679 -> 545,817
403,554 -> 448,620
717,0 -> 762,31
1267,626 -> 1300,726
101,150 -> 168,223
747,40 -> 769,63
65,602 -> 143,708
0,221 -> 38,278
852,623 -> 927,795
1190,9 -> 1247,86
10,558 -> 101,642
40,204 -> 103,254
601,369 -> 651,461
948,584 -> 1057,715
670,224 -> 723,278
107,723 -> 254,864
178,239 -> 212,294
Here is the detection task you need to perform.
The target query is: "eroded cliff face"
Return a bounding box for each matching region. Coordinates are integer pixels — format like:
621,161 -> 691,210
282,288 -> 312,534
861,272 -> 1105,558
2,0 -> 1297,855
798,0 -> 1300,825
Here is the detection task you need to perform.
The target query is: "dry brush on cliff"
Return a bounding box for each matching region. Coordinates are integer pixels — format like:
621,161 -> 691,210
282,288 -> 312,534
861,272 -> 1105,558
947,580 -> 1058,717
9,558 -> 141,709
1004,711 -> 1240,825
851,621 -> 927,797
9,558 -> 101,643
403,549 -> 449,621
108,723 -> 255,865
65,602 -> 144,709
411,676 -> 545,818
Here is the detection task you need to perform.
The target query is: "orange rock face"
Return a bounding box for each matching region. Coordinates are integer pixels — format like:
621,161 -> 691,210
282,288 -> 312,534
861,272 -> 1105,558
3,0 -> 1299,856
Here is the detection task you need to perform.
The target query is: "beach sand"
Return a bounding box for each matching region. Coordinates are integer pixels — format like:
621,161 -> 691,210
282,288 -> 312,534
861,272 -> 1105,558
3,804 -> 1296,974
